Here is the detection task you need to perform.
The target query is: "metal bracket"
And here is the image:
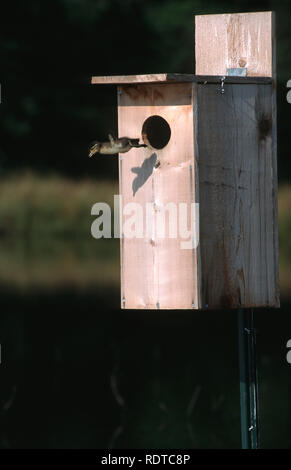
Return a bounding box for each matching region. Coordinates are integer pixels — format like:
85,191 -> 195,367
226,67 -> 247,77
220,76 -> 226,94
238,307 -> 259,449
220,68 -> 247,95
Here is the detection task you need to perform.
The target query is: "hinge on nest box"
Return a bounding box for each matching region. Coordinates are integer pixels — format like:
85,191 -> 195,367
227,67 -> 247,77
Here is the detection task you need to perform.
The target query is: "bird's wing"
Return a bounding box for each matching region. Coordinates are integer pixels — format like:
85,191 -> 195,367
131,167 -> 140,174
108,134 -> 115,144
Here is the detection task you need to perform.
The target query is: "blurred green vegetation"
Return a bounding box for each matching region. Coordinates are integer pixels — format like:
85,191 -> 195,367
0,173 -> 290,299
0,237 -> 119,291
278,185 -> 291,296
0,172 -> 119,291
0,172 -> 118,237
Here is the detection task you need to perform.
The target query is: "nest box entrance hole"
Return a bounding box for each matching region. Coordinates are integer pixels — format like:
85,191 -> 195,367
142,115 -> 171,150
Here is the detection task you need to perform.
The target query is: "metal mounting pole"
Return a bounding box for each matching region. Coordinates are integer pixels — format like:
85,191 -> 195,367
237,307 -> 260,449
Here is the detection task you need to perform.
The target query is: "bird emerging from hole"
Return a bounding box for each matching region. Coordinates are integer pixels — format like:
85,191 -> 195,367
88,134 -> 147,157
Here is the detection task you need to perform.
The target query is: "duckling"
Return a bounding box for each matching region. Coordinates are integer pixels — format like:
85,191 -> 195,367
89,134 -> 147,157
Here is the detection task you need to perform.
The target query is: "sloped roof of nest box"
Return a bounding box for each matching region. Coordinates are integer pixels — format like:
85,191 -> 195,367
91,74 -> 272,85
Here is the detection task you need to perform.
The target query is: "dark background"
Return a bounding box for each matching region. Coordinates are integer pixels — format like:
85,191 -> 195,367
0,0 -> 291,449
0,0 -> 291,180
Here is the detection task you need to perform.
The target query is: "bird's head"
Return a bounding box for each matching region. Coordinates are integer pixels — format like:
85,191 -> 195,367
88,141 -> 101,158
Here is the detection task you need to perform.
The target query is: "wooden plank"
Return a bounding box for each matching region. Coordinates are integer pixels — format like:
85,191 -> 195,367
118,83 -> 200,309
271,12 -> 280,305
196,82 -> 279,309
193,76 -> 272,84
92,74 -> 170,84
92,73 -> 272,85
195,12 -> 274,77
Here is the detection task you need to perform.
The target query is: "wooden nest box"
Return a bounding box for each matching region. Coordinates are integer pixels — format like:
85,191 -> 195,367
92,12 -> 279,310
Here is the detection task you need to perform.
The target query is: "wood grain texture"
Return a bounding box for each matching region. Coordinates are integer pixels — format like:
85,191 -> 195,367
196,82 -> 279,308
92,73 -> 272,85
195,12 -> 274,77
93,74 -> 171,84
118,83 -> 200,309
118,81 -> 279,309
271,12 -> 280,305
91,11 -> 278,310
